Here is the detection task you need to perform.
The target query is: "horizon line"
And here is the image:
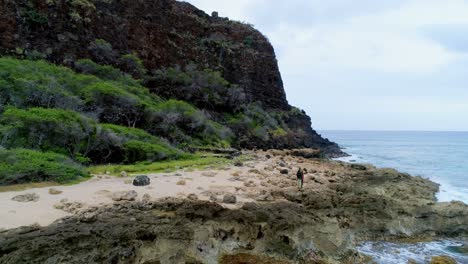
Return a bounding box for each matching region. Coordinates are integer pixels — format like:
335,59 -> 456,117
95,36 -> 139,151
318,129 -> 468,133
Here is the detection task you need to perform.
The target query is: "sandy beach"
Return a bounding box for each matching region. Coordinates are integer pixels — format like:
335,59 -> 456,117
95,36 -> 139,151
0,151 -> 304,229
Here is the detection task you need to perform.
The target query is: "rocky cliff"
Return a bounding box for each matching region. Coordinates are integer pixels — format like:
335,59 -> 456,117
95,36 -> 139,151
0,0 -> 341,155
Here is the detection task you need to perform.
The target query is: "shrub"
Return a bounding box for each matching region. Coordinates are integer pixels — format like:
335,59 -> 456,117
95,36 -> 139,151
22,8 -> 48,27
0,148 -> 88,185
145,100 -> 234,147
88,39 -> 116,64
74,59 -> 127,82
118,53 -> 147,79
81,82 -> 145,127
101,124 -> 185,163
152,64 -> 248,112
0,57 -> 233,151
0,107 -> 102,159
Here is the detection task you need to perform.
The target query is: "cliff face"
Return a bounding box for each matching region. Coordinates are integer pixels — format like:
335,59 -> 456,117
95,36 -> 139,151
0,0 -> 341,154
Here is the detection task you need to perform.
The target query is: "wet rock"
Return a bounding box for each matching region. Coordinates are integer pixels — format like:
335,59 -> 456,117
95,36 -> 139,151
430,255 -> 457,264
48,188 -> 62,195
223,194 -> 237,204
279,169 -> 289,175
133,175 -> 150,186
11,193 -> 39,202
112,191 -> 138,201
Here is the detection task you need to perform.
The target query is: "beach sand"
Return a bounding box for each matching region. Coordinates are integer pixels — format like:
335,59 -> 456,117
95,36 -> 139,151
0,152 -> 295,229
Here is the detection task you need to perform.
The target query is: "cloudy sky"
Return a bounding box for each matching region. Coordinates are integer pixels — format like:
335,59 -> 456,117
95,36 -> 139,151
184,0 -> 468,131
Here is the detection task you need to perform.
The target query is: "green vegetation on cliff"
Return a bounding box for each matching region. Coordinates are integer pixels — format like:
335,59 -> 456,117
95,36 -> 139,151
0,56 -> 305,185
0,148 -> 88,185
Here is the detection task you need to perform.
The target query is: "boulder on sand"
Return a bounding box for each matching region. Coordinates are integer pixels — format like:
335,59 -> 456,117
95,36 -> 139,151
133,175 -> 150,186
49,188 -> 63,195
11,193 -> 39,202
223,194 -> 237,204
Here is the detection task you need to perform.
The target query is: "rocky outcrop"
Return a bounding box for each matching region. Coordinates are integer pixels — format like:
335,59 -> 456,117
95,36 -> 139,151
0,0 -> 343,155
1,157 -> 466,263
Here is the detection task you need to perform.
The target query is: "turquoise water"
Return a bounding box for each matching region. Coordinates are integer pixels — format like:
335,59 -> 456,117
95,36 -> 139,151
320,130 -> 468,264
320,130 -> 468,203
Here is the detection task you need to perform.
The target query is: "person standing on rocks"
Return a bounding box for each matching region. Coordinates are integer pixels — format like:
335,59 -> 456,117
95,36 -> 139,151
297,167 -> 304,189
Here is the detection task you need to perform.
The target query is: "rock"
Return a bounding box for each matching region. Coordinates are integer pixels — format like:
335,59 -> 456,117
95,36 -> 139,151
278,162 -> 287,167
234,161 -> 243,167
48,188 -> 62,195
265,154 -> 271,159
79,212 -> 97,223
133,175 -> 150,186
430,256 -> 457,264
243,181 -> 257,187
201,172 -> 217,177
209,195 -> 218,202
176,180 -> 186,185
222,194 -> 237,204
124,179 -> 132,184
407,259 -> 418,264
290,149 -> 322,159
187,194 -> 198,200
112,191 -> 138,201
11,193 -> 39,202
54,200 -> 84,214
142,193 -> 152,202
120,171 -> 128,177
350,164 -> 367,171
279,169 -> 289,175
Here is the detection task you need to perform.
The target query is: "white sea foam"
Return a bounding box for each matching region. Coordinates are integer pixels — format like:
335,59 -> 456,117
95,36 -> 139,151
357,240 -> 468,264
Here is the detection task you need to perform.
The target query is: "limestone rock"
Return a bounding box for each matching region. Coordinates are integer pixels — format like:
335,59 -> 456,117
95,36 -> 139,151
223,194 -> 237,204
11,193 -> 39,203
48,188 -> 62,195
133,175 -> 150,186
54,199 -> 84,214
112,191 -> 138,201
176,180 -> 186,185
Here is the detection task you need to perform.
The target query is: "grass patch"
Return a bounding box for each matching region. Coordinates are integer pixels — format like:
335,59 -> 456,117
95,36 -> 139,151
89,155 -> 230,175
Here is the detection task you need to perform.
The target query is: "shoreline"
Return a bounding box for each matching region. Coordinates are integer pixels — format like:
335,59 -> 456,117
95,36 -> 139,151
0,150 -> 467,263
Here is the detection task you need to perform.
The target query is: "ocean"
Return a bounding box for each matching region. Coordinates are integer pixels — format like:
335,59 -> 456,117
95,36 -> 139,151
320,130 -> 468,264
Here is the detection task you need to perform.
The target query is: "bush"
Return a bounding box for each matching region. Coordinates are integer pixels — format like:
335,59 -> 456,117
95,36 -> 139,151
0,57 -> 233,151
0,107 -> 102,159
118,53 -> 147,79
152,64 -> 248,112
101,124 -> 185,163
88,39 -> 116,64
145,100 -> 234,147
0,148 -> 88,185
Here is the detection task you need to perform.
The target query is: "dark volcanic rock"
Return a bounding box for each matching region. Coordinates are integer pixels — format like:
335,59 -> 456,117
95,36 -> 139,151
0,0 -> 343,155
132,175 -> 150,186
